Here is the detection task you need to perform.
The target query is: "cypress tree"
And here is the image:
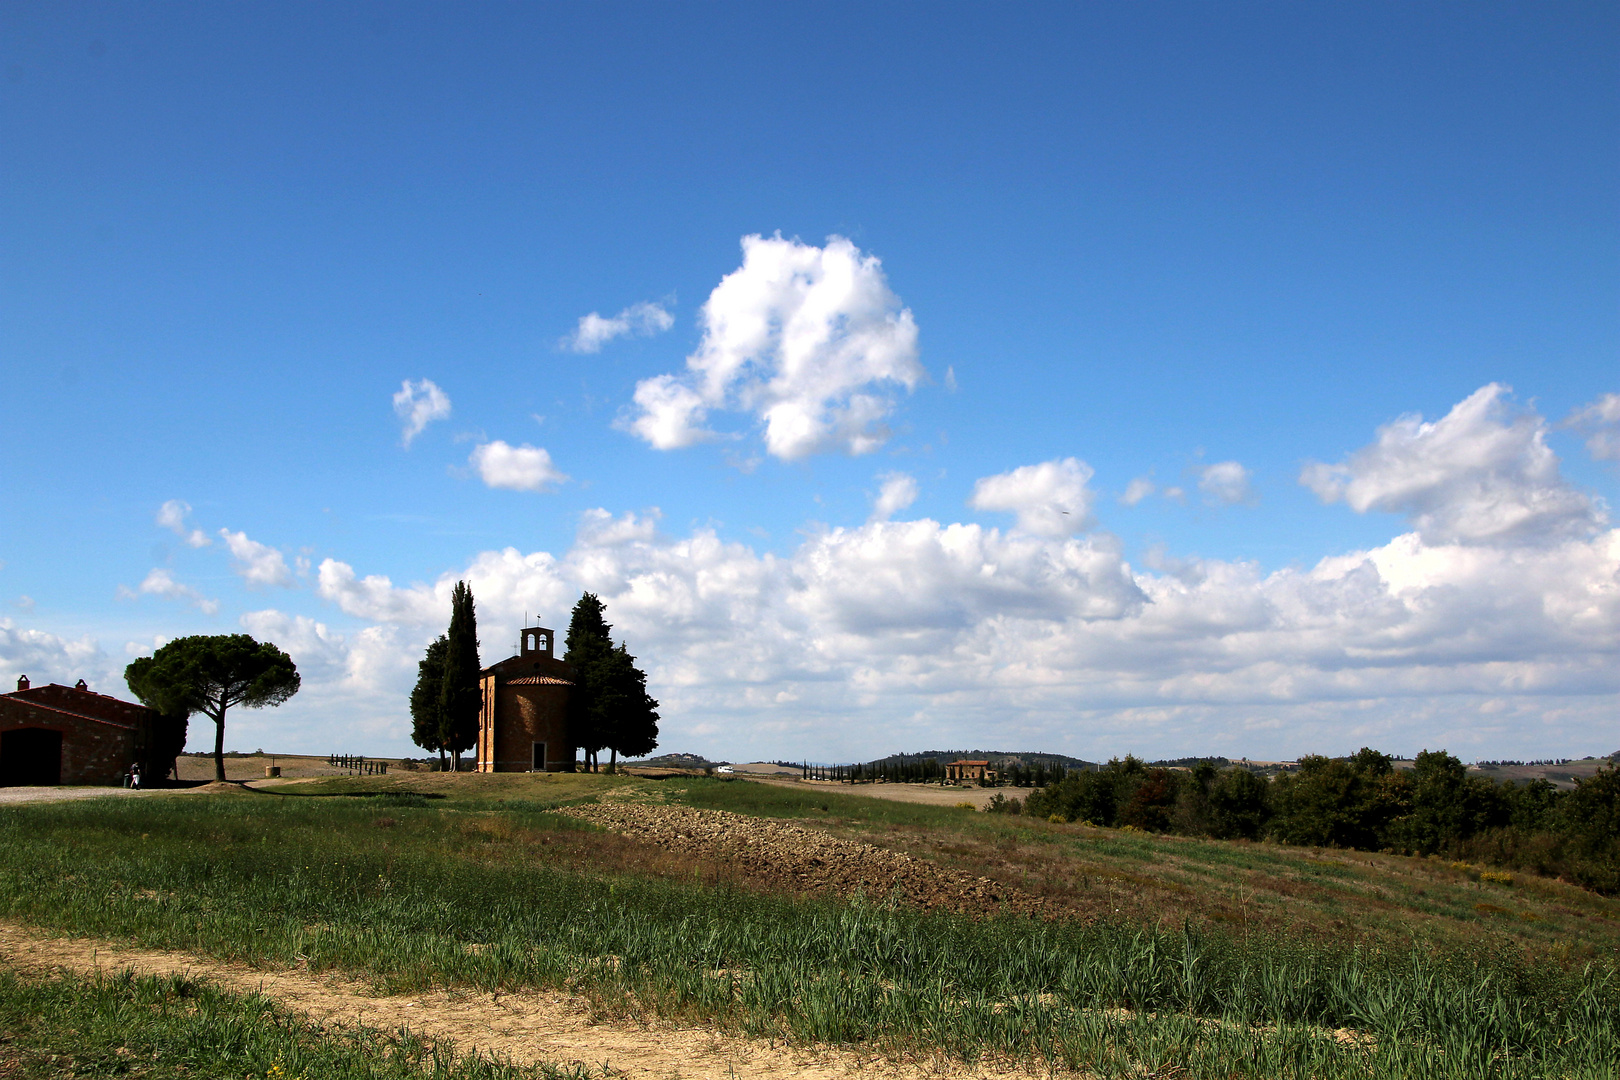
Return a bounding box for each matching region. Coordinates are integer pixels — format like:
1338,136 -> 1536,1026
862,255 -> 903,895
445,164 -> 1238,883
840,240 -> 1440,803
564,593 -> 658,772
595,643 -> 660,771
409,634 -> 449,767
564,593 -> 614,771
437,581 -> 482,771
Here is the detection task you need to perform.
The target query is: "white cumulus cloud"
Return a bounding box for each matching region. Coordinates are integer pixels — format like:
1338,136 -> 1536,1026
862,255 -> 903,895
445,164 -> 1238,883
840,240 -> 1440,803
623,234 -> 923,460
118,569 -> 220,615
0,618 -> 111,690
316,559 -> 447,625
577,508 -> 661,547
155,500 -> 211,548
392,378 -> 451,447
1565,392 -> 1620,462
563,300 -> 674,353
219,529 -> 294,588
469,441 -> 568,493
870,472 -> 919,522
1301,384 -> 1604,546
969,458 -> 1097,538
1198,461 -> 1255,507
307,497 -> 1620,762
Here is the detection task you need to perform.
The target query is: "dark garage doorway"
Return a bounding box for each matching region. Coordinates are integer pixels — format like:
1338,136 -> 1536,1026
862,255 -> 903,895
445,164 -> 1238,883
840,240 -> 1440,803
0,727 -> 63,786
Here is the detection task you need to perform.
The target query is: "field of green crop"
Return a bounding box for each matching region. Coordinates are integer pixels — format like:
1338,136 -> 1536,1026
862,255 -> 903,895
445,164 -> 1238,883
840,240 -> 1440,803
0,776 -> 1615,1078
668,775 -> 1620,964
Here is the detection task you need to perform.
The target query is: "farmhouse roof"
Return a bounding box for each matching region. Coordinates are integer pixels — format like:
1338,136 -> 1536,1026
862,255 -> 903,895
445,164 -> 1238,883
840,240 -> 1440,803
0,694 -> 141,732
504,675 -> 573,686
950,759 -> 991,766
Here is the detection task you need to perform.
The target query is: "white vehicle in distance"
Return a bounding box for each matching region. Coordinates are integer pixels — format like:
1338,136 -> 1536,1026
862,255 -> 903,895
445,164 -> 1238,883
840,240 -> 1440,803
716,765 -> 733,773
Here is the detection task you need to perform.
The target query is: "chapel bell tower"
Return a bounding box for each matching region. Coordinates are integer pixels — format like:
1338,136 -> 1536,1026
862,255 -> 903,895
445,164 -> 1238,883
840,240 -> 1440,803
520,626 -> 553,660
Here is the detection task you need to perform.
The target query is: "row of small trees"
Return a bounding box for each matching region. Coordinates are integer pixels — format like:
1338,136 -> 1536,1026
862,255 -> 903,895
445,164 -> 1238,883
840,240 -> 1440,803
1007,750 -> 1620,893
406,585 -> 658,771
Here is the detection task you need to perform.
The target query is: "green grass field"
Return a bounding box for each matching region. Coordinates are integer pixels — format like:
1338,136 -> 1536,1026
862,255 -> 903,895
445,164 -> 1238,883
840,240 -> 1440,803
665,776 -> 1620,964
0,773 -> 1615,1078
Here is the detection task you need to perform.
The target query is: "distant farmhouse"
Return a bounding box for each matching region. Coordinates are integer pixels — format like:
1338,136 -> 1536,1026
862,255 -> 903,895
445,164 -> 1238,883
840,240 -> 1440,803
0,676 -> 183,786
946,759 -> 998,784
476,624 -> 576,772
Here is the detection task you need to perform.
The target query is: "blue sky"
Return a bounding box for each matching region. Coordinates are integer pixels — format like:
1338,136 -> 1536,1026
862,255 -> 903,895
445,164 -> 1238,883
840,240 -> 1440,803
2,3 -> 1616,763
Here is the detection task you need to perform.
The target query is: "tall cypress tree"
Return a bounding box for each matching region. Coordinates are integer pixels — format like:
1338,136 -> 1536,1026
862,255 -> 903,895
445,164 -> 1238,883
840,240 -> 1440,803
409,634 -> 449,767
564,592 -> 613,771
601,642 -> 659,769
437,581 -> 482,771
563,593 -> 658,772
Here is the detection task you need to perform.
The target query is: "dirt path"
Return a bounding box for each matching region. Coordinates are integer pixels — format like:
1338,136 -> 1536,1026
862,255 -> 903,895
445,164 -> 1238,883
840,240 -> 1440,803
560,801 -> 1052,919
0,922 -> 1051,1080
0,785 -> 183,805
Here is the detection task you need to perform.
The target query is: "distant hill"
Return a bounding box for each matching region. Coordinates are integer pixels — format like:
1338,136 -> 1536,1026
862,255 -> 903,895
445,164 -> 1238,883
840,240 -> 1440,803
627,752 -> 730,769
863,750 -> 1099,771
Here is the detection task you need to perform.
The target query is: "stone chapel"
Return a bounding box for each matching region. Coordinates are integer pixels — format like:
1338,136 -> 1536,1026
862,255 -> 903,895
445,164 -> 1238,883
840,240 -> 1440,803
475,624 -> 575,772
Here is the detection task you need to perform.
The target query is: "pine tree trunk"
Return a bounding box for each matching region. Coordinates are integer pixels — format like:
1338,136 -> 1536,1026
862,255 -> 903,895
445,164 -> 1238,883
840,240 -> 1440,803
212,712 -> 227,782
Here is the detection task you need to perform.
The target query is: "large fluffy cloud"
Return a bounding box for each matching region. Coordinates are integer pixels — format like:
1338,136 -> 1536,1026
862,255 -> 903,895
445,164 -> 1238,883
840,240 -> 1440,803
1301,384 -> 1604,545
298,500 -> 1618,760
624,234 -> 923,459
293,387 -> 1617,760
37,384 -> 1616,762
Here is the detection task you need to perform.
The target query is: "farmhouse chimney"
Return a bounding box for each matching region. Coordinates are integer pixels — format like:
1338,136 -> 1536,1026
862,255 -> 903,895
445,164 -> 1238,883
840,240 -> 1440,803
15,675 -> 28,691
75,679 -> 88,691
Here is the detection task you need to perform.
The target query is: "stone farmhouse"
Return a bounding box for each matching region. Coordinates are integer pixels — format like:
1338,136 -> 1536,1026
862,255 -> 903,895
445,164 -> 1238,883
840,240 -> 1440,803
946,759 -> 998,784
476,624 -> 576,772
0,676 -> 181,786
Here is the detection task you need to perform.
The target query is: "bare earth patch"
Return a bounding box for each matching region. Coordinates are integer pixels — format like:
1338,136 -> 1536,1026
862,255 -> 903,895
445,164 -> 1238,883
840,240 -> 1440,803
560,801 -> 1054,919
0,922 -> 1053,1080
744,776 -> 1008,809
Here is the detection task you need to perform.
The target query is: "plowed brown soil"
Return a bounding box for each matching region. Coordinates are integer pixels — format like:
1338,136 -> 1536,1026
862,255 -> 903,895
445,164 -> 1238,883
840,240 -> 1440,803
560,801 -> 1053,919
0,922 -> 1054,1080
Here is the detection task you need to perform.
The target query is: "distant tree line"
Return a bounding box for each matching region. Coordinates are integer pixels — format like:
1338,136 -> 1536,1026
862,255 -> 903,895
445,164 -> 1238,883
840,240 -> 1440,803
803,759 -> 947,783
995,749 -> 1620,894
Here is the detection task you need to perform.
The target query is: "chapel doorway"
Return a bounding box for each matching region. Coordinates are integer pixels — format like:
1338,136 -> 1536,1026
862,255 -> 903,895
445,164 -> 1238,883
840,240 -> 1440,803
531,741 -> 546,772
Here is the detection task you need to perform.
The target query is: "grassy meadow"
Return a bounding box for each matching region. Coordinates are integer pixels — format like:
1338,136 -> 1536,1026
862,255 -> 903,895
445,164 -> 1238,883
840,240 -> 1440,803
674,776 -> 1620,965
0,772 -> 1615,1078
